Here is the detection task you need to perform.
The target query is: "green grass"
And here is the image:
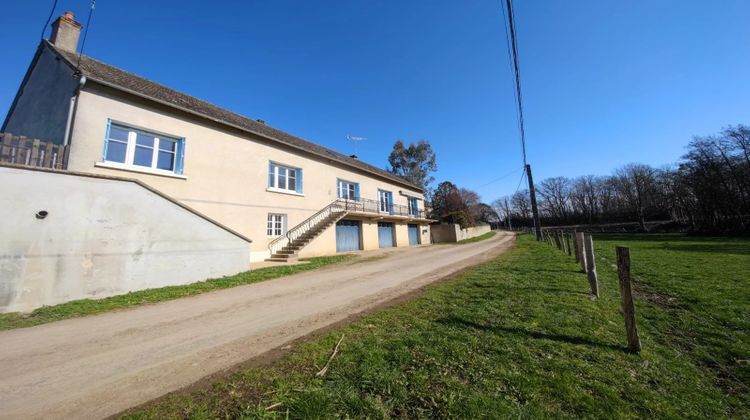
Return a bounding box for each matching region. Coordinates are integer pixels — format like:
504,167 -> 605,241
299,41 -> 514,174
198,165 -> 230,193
454,231 -> 496,244
0,255 -> 354,330
122,234 -> 749,419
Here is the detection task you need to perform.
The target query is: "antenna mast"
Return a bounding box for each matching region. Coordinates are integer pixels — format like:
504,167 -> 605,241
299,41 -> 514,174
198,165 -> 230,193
346,134 -> 367,157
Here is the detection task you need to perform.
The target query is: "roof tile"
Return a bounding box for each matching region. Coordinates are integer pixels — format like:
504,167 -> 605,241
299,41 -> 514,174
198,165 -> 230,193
47,42 -> 422,191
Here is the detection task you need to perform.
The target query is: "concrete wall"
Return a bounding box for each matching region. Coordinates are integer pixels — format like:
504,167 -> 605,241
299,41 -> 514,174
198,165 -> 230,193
430,224 -> 492,243
0,166 -> 251,313
3,47 -> 77,144
67,84 -> 430,261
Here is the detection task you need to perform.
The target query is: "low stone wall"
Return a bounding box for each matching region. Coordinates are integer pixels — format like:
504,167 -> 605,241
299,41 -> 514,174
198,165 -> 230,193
430,224 -> 492,243
0,166 -> 252,313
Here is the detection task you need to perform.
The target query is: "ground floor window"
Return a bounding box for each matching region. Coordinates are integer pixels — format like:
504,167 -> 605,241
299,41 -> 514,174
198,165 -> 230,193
267,213 -> 286,237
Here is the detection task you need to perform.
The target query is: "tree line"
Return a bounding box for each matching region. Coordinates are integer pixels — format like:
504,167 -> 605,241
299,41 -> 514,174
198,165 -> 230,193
387,125 -> 749,233
493,125 -> 750,233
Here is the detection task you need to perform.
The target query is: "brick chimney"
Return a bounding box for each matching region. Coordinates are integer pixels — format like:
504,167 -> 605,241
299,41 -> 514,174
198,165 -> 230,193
50,12 -> 82,52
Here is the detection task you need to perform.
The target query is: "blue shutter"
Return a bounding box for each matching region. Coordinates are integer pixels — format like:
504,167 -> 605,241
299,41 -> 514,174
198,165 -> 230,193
296,168 -> 303,193
388,191 -> 394,214
102,119 -> 112,161
175,138 -> 186,175
354,183 -> 361,201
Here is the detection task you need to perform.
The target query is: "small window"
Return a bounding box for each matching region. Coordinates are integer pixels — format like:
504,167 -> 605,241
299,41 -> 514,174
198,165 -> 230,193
268,162 -> 302,193
103,122 -> 184,174
337,179 -> 359,200
267,213 -> 287,237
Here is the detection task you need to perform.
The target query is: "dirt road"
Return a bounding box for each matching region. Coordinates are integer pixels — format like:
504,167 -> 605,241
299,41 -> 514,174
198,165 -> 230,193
0,233 -> 515,419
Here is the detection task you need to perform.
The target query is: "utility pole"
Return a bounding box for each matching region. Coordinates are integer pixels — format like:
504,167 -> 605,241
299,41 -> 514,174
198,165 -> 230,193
526,164 -> 542,240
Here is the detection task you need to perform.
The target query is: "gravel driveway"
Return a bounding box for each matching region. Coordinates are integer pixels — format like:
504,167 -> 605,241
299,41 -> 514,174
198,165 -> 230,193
0,232 -> 515,419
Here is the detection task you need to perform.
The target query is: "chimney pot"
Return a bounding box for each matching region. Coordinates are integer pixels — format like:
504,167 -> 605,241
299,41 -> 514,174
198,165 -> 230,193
50,12 -> 82,52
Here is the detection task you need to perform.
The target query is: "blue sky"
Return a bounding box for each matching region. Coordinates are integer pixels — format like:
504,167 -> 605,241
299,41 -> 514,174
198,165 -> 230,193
2,1 -> 748,202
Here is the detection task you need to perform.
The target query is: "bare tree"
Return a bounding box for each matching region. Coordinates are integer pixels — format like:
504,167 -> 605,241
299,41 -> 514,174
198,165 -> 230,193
511,191 -> 531,220
537,177 -> 571,221
490,124 -> 749,233
613,164 -> 659,230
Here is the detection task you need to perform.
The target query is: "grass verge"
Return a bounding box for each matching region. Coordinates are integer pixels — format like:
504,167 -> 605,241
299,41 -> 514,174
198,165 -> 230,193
0,255 -> 354,330
123,234 -> 748,418
454,231 -> 496,244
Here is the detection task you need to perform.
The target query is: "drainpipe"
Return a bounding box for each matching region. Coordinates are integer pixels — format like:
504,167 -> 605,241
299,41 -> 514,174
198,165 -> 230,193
62,75 -> 86,147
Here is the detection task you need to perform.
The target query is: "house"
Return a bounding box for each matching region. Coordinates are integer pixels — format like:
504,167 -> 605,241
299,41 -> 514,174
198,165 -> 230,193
2,12 -> 432,264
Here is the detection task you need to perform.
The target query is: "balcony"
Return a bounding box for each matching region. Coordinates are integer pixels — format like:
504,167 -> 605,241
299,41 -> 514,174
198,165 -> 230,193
336,198 -> 432,222
0,133 -> 69,170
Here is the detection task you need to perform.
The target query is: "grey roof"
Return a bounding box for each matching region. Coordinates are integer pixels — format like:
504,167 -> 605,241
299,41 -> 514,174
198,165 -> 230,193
45,41 -> 422,192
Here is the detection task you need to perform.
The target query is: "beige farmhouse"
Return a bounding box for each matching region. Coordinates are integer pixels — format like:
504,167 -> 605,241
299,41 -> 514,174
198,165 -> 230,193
3,12 -> 431,265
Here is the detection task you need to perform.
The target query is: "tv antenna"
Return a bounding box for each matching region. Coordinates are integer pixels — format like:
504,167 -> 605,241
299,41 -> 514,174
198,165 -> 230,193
346,134 -> 367,157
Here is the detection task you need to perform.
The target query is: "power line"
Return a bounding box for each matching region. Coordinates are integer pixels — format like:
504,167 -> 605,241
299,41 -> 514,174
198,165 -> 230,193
40,0 -> 59,40
499,0 -> 521,140
478,167 -> 523,188
76,0 -> 96,70
513,168 -> 526,195
503,0 -> 527,167
501,0 -> 542,239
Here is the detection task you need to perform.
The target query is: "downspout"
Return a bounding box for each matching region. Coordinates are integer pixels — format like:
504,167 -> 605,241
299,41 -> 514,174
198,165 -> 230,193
62,75 -> 86,147
60,75 -> 86,169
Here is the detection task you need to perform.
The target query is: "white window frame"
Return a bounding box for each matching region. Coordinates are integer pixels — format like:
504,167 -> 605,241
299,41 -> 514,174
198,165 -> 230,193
267,213 -> 287,237
268,162 -> 298,192
378,190 -> 392,213
337,179 -> 358,200
408,197 -> 419,216
103,124 -> 181,175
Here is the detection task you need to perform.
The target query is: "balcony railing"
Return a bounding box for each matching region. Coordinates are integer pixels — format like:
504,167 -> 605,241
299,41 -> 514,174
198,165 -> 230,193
339,197 -> 427,219
0,133 -> 69,170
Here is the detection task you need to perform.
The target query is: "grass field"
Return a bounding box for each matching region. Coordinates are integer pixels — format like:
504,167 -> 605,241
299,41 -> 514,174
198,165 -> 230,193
0,255 -> 354,330
121,234 -> 747,418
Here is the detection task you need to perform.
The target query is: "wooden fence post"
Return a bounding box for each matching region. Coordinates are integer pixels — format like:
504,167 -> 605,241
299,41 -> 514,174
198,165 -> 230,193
565,233 -> 572,256
560,230 -> 565,254
616,246 -> 641,353
576,232 -> 586,272
583,233 -> 599,297
553,231 -> 561,250
573,231 -> 580,263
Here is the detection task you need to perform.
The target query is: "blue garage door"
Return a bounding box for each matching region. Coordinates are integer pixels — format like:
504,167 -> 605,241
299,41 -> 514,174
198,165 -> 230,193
408,224 -> 420,245
336,220 -> 361,252
378,222 -> 395,248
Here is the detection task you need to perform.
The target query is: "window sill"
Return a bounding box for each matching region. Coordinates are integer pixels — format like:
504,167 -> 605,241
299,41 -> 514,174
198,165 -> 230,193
94,162 -> 187,180
266,187 -> 304,197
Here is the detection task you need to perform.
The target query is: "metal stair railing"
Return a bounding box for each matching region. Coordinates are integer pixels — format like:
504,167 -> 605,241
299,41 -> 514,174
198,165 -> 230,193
268,199 -> 348,255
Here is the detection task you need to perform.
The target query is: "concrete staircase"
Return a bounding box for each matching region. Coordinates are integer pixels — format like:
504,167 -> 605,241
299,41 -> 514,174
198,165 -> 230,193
266,200 -> 348,262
